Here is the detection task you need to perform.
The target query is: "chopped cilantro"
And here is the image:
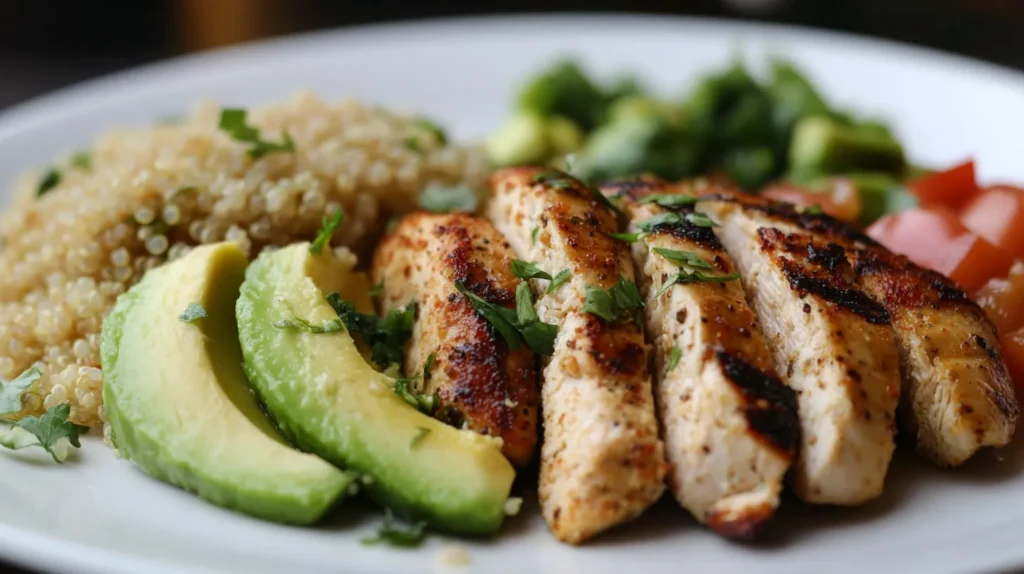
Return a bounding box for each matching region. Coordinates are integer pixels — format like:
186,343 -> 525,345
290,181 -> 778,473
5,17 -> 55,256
393,380 -> 439,415
361,508 -> 428,548
454,281 -> 557,355
638,193 -> 698,209
423,353 -> 435,382
309,208 -> 343,254
70,150 -> 92,171
0,403 -> 89,463
608,231 -> 647,243
636,212 -> 683,232
218,108 -> 296,159
801,204 -> 825,216
654,270 -> 741,298
0,366 -> 41,415
667,346 -> 682,371
530,225 -> 540,244
404,118 -> 449,151
418,183 -> 477,213
370,280 -> 385,298
651,247 -> 713,271
583,277 -> 644,325
327,294 -> 416,370
685,211 -> 718,228
409,427 -> 431,449
36,169 -> 61,197
179,303 -> 207,322
272,314 -> 344,334
532,170 -> 621,215
547,269 -> 571,293
511,260 -> 552,281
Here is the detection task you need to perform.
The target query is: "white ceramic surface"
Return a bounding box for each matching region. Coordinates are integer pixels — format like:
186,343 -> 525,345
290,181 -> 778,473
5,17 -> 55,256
0,14 -> 1022,574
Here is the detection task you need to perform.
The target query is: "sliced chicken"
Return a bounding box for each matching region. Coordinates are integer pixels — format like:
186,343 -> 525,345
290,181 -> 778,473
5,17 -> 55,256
603,178 -> 799,540
488,168 -> 666,544
699,191 -> 901,505
371,212 -> 540,467
703,190 -> 1019,466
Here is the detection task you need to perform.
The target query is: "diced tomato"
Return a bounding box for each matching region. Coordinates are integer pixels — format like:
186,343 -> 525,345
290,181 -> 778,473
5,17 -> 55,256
999,326 -> 1024,395
761,178 -> 861,223
976,261 -> 1024,334
909,160 -> 979,210
866,207 -> 1014,292
960,185 -> 1024,259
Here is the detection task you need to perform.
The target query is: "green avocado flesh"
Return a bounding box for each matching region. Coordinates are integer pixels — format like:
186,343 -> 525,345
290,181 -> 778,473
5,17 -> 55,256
101,242 -> 353,524
235,243 -> 515,535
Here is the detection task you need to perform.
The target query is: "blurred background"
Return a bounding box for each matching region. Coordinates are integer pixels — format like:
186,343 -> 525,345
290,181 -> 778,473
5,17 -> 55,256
0,0 -> 1022,112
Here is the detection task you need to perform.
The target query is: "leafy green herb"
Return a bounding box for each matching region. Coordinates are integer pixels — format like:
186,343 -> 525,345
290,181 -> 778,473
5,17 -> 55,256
327,294 -> 416,369
511,260 -> 552,281
800,204 -> 825,216
651,248 -> 713,271
454,281 -> 557,355
655,270 -> 741,298
685,211 -> 719,228
361,508 -> 428,548
393,380 -> 439,415
36,169 -> 61,197
530,225 -> 540,244
370,281 -> 385,298
273,314 -> 344,334
0,403 -> 89,463
409,427 -> 431,449
405,118 -> 449,151
667,346 -> 682,371
547,269 -> 571,293
532,170 -> 621,215
178,303 -> 207,322
638,193 -> 698,209
636,212 -> 683,232
583,277 -> 644,324
309,208 -> 343,254
0,367 -> 41,416
418,183 -> 477,213
70,150 -> 92,171
218,108 -> 296,159
423,353 -> 435,382
608,231 -> 647,243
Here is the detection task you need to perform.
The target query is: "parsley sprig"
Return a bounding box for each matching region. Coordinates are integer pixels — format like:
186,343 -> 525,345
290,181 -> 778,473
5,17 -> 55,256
651,245 -> 740,298
455,282 -> 557,355
218,108 -> 296,159
0,368 -> 88,464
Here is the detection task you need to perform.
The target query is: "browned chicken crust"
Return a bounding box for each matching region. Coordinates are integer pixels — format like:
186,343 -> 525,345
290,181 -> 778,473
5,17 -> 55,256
371,212 -> 540,467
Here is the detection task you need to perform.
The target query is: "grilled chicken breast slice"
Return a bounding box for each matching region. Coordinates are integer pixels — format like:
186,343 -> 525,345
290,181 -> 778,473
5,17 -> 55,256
700,193 -> 901,505
708,192 -> 1019,466
604,179 -> 799,540
371,212 -> 540,467
488,168 -> 666,544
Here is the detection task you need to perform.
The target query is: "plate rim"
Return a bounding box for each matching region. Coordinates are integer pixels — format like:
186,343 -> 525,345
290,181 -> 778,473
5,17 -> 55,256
0,12 -> 1023,574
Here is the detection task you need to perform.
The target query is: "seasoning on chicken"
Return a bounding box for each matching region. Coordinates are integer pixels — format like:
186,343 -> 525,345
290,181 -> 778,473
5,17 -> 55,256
371,212 -> 540,467
712,191 -> 1020,466
700,188 -> 901,505
487,167 -> 666,544
602,178 -> 799,540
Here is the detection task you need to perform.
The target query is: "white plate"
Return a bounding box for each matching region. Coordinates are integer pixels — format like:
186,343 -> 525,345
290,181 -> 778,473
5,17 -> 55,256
1,14 -> 1023,574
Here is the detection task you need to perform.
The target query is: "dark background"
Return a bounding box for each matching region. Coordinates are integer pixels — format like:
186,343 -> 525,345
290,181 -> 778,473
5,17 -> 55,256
1,1 -> 1022,573
0,0 -> 1022,113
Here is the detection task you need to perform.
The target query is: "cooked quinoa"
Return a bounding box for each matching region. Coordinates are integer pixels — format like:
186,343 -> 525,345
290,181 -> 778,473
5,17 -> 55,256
0,91 -> 490,428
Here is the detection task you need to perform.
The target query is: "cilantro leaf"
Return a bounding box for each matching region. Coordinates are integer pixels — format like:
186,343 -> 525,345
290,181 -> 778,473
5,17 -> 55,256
638,194 -> 698,209
418,184 -> 477,213
393,380 -> 439,415
530,225 -> 540,244
515,282 -> 539,323
327,294 -> 416,370
454,282 -> 523,350
179,303 -> 207,322
636,212 -> 684,232
685,211 -> 719,228
361,508 -> 428,548
511,260 -> 553,281
651,248 -> 713,271
218,108 -> 296,159
532,170 -> 621,216
583,277 -> 644,324
9,403 -> 89,463
409,427 -> 430,449
70,150 -> 92,171
0,366 -> 41,415
608,231 -> 647,243
455,281 -> 557,355
405,118 -> 449,151
654,270 -> 741,298
547,269 -> 571,293
423,353 -> 435,382
36,169 -> 61,197
667,346 -> 682,371
310,208 -> 344,255
273,316 -> 345,334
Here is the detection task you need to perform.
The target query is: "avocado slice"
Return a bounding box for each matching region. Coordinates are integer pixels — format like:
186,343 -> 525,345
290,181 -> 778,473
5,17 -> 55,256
101,242 -> 353,524
235,244 -> 516,535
